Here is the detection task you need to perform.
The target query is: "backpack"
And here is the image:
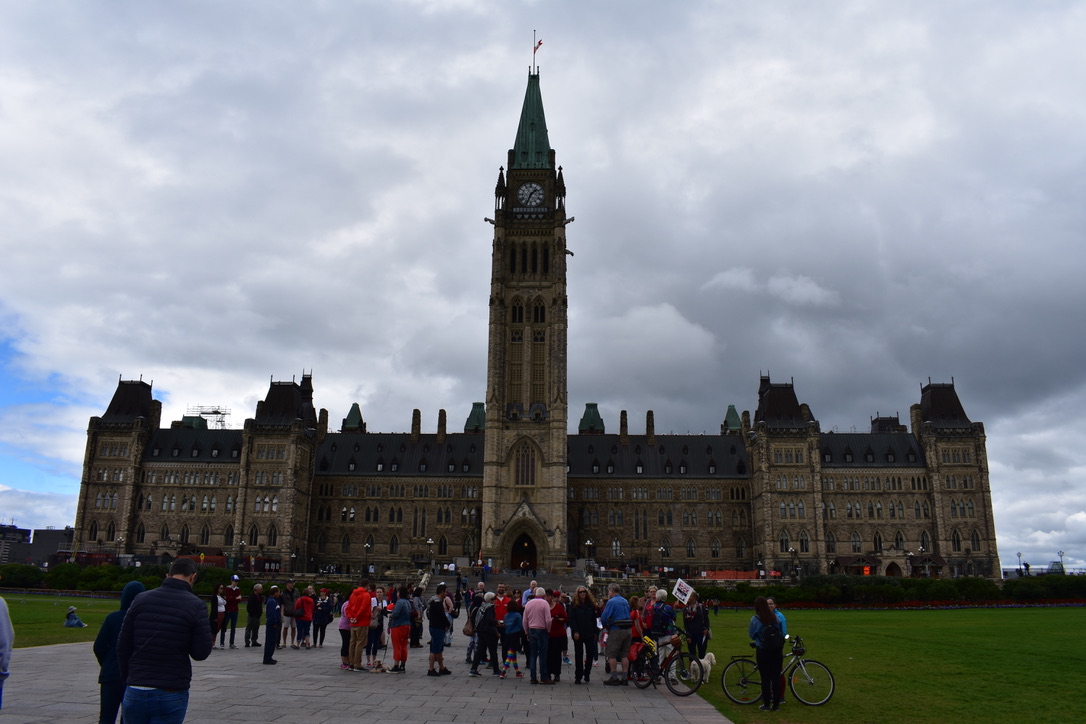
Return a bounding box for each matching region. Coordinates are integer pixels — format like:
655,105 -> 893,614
427,596 -> 446,626
762,620 -> 784,649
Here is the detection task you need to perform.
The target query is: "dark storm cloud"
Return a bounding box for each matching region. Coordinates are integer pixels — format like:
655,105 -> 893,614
0,1 -> 1083,569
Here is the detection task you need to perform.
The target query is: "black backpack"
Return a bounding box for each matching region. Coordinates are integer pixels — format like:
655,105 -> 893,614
762,620 -> 784,649
427,596 -> 446,626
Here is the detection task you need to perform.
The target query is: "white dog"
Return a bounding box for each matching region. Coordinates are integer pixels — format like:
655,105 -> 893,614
695,652 -> 716,682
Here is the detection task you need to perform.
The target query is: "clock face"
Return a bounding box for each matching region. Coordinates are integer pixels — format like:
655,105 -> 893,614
517,182 -> 545,207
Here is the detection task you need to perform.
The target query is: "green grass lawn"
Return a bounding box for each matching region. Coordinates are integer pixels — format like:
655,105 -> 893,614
700,607 -> 1081,724
3,593 -> 116,648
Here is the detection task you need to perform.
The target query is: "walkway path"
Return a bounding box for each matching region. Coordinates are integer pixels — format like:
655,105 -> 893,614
4,636 -> 733,724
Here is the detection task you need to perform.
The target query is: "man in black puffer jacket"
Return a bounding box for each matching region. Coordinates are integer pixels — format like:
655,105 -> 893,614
117,557 -> 213,723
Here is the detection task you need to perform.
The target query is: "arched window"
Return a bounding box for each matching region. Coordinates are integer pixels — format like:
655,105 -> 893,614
921,530 -> 931,551
799,529 -> 810,553
710,538 -> 721,558
533,299 -> 546,323
146,495 -> 154,510
179,524 -> 189,544
226,495 -> 233,512
686,538 -> 696,557
611,539 -> 622,557
271,496 -> 278,513
200,524 -> 210,546
438,536 -> 449,556
267,525 -> 278,547
826,531 -> 837,553
135,522 -> 146,543
873,531 -> 884,552
894,531 -> 905,549
514,442 -> 536,485
201,495 -> 209,512
851,531 -> 862,553
89,520 -> 99,541
778,530 -> 790,553
224,525 -> 234,546
341,534 -> 351,554
317,533 -> 326,553
160,523 -> 170,541
970,529 -> 981,551
248,525 -> 259,545
209,496 -> 216,512
389,535 -> 399,555
952,529 -> 962,552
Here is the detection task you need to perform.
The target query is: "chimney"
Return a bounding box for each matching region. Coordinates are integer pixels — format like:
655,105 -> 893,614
437,409 -> 447,444
411,409 -> 421,443
619,410 -> 629,445
646,410 -> 655,446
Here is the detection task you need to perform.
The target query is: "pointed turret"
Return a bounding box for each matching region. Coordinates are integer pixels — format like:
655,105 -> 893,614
510,72 -> 551,169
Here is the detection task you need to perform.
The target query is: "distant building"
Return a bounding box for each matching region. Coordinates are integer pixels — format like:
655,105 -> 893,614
71,72 -> 1000,580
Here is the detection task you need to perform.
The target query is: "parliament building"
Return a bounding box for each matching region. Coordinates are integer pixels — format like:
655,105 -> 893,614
72,72 -> 1001,581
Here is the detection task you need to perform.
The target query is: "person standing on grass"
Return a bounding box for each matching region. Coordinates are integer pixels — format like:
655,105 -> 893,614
749,596 -> 786,712
94,580 -> 145,724
682,591 -> 710,661
767,596 -> 788,705
117,557 -> 213,723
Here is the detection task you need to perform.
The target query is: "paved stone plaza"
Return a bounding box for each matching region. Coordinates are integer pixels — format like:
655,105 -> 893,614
3,639 -> 735,724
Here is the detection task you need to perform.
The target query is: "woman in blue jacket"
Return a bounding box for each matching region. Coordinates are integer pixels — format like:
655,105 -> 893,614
748,596 -> 786,711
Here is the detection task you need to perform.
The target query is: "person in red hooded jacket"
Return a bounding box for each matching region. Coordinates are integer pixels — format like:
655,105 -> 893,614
344,580 -> 372,671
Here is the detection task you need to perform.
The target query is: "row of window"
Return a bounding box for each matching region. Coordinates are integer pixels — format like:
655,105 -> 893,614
575,484 -> 746,502
943,475 -> 976,490
823,449 -> 919,464
775,476 -> 809,490
150,446 -> 240,459
145,471 -> 240,485
941,448 -> 973,464
822,476 -> 927,491
822,500 -> 931,520
581,508 -> 746,529
98,443 -> 129,458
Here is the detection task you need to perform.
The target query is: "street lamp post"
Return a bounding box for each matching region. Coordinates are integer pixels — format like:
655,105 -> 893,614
426,537 -> 435,574
789,547 -> 799,582
1058,550 -> 1065,574
906,551 -> 914,578
290,551 -> 297,575
364,542 -> 371,574
1017,551 -> 1022,577
658,546 -> 667,583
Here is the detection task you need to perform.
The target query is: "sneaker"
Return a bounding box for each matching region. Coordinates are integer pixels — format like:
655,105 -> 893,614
604,678 -> 621,686
515,672 -> 524,678
427,669 -> 441,677
439,668 -> 452,676
563,657 -> 571,665
468,670 -> 481,677
499,673 -> 506,680
340,664 -> 350,670
230,645 -> 238,649
263,660 -> 277,665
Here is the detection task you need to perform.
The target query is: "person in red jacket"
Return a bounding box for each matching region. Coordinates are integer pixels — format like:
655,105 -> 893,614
296,585 -> 316,649
344,580 -> 372,671
547,591 -> 568,683
222,575 -> 243,649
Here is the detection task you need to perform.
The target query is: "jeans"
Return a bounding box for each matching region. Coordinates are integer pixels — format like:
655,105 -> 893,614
573,633 -> 598,682
221,611 -> 238,646
245,613 -> 261,646
121,687 -> 189,724
264,623 -> 280,663
99,681 -> 124,724
528,628 -> 549,681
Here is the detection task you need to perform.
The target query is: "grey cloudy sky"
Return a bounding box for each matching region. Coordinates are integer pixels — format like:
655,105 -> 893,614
1,1 -> 1083,572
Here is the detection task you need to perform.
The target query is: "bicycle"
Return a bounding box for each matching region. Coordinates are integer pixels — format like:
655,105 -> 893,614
628,627 -> 705,696
720,635 -> 834,706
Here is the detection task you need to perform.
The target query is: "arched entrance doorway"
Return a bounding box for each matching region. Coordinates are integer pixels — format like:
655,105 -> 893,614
885,562 -> 903,577
510,533 -> 537,573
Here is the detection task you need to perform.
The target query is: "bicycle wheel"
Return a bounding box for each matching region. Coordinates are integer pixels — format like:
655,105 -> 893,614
720,658 -> 761,704
663,652 -> 703,696
630,649 -> 656,689
789,659 -> 835,705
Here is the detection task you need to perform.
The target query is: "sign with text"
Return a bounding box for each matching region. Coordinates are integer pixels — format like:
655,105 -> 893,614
672,577 -> 694,604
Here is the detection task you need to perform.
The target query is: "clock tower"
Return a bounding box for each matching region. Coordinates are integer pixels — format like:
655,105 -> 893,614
481,71 -> 570,570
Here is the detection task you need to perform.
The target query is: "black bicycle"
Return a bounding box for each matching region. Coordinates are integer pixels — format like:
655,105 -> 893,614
720,635 -> 834,706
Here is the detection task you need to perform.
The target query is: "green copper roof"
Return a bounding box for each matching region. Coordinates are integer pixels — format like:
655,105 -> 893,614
342,402 -> 365,432
511,72 -> 551,169
578,403 -> 605,434
464,402 -> 486,433
723,404 -> 742,433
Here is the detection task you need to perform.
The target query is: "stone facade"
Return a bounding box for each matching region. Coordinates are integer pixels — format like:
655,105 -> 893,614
72,72 -> 1000,580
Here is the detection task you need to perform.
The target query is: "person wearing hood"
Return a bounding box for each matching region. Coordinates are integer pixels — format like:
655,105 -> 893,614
94,580 -> 146,724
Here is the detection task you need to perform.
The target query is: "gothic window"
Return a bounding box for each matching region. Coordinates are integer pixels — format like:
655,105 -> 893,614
851,531 -> 862,553
224,525 -> 234,546
179,524 -> 190,544
799,529 -> 810,553
737,539 -> 746,557
873,531 -> 884,551
921,530 -> 931,551
514,442 -> 536,485
389,535 -> 399,555
779,502 -> 787,518
135,522 -> 146,543
201,495 -> 209,512
248,525 -> 259,545
512,301 -> 524,324
226,496 -> 233,513
95,492 -> 102,508
970,529 -> 981,551
894,531 -> 905,549
200,525 -> 211,546
611,539 -> 622,557
778,530 -> 790,553
533,299 -> 545,323
710,538 -> 721,558
826,531 -> 836,553
267,525 -> 278,547
317,534 -> 326,553
686,538 -> 696,557
439,536 -> 449,556
952,529 -> 962,552
342,534 -> 351,554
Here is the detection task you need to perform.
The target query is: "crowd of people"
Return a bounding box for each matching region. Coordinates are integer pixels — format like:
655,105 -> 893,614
84,560 -> 794,723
